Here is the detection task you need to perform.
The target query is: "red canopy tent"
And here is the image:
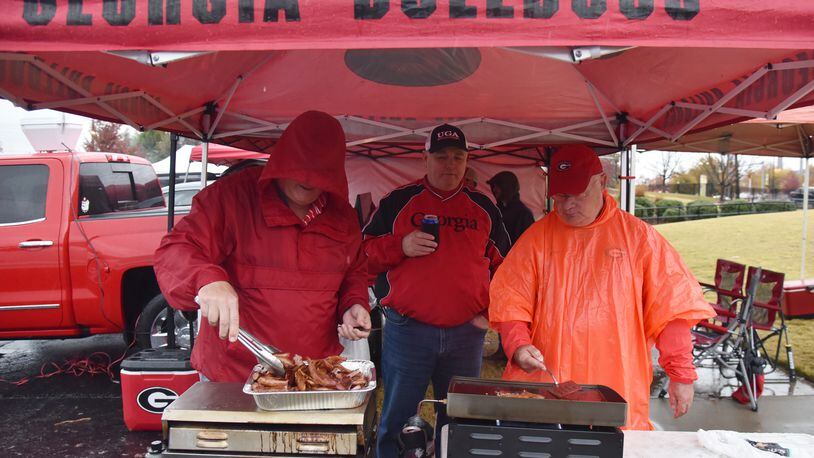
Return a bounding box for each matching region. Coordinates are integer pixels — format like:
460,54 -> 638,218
189,144 -> 267,166
2,1 -> 814,210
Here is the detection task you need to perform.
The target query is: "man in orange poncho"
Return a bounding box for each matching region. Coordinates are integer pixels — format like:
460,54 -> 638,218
489,145 -> 714,430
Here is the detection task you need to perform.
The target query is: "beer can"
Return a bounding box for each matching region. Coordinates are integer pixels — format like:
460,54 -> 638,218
421,214 -> 440,245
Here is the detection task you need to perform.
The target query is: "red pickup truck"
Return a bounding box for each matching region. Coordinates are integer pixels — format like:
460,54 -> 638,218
0,151 -> 191,348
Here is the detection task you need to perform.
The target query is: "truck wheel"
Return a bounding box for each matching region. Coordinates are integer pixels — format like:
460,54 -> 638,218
135,294 -> 195,349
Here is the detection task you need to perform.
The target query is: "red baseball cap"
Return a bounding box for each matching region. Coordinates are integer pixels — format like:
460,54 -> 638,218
548,145 -> 603,195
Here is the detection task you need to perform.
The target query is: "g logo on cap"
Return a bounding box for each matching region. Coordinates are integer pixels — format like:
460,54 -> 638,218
557,161 -> 572,171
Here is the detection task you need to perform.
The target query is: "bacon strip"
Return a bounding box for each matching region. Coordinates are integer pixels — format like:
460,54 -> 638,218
249,355 -> 371,392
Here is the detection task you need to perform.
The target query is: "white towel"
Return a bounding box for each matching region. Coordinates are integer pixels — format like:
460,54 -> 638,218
697,429 -> 813,458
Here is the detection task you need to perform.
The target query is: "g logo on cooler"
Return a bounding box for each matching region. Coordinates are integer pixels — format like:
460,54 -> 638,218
137,387 -> 178,414
557,161 -> 572,171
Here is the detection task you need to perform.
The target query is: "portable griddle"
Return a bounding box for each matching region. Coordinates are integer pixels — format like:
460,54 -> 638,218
148,382 -> 375,457
445,377 -> 627,458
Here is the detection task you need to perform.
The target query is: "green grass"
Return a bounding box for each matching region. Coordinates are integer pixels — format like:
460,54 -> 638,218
656,210 -> 814,380
655,210 -> 812,281
645,191 -> 714,203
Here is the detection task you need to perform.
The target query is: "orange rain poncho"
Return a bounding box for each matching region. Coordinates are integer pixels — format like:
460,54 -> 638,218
489,192 -> 714,430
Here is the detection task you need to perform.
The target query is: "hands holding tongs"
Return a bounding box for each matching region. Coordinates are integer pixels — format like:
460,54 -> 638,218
195,295 -> 286,376
236,328 -> 287,377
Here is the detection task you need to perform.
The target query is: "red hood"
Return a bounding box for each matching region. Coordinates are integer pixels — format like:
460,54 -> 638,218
258,111 -> 348,201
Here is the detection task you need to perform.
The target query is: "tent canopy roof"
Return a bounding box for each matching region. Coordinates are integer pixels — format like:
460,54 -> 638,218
189,144 -> 268,165
6,1 -> 814,52
642,107 -> 814,158
2,1 -> 814,164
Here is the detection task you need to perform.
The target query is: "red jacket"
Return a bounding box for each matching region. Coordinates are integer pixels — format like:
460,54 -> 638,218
363,179 -> 509,327
154,111 -> 368,382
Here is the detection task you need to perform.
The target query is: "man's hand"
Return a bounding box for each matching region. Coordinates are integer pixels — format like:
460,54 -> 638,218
513,344 -> 547,373
197,281 -> 239,342
402,230 -> 437,257
667,380 -> 694,418
470,314 -> 490,330
338,304 -> 371,341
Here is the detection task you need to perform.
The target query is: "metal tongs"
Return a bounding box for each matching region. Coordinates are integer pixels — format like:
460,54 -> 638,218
194,295 -> 286,376
543,366 -> 559,386
237,328 -> 287,377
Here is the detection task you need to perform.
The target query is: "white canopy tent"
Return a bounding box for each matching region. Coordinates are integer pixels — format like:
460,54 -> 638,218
151,145 -> 227,179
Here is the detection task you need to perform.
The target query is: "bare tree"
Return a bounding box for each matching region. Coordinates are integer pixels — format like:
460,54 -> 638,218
734,154 -> 740,198
652,151 -> 679,192
600,154 -> 620,190
699,153 -> 755,201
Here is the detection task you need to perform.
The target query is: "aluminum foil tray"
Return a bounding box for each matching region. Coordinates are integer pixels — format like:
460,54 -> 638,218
242,359 -> 376,411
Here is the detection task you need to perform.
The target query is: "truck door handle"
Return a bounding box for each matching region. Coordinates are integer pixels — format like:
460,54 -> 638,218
19,240 -> 54,248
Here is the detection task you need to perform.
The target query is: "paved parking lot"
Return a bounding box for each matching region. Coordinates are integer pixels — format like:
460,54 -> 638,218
0,337 -> 157,457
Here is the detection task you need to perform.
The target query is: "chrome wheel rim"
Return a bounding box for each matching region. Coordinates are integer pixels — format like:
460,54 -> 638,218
149,308 -> 193,349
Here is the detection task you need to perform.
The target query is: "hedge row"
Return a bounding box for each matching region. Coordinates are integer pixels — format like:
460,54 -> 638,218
637,199 -> 796,223
635,197 -> 656,218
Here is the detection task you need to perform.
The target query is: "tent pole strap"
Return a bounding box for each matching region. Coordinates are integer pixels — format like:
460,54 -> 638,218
802,155 -> 810,281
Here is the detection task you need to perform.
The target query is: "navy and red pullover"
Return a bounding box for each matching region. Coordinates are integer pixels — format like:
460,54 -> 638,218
362,178 -> 510,327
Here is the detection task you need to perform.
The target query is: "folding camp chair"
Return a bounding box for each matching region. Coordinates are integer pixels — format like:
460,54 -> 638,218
700,259 -> 747,322
680,268 -> 765,411
745,267 -> 795,381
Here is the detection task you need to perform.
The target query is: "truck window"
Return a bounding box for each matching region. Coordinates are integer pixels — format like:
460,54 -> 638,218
78,163 -> 164,215
0,164 -> 49,225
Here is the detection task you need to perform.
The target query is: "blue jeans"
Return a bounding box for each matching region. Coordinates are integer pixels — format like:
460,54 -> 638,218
376,308 -> 486,458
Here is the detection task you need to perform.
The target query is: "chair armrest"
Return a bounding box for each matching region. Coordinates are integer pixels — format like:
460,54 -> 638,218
753,301 -> 782,312
704,287 -> 746,300
694,321 -> 729,334
699,282 -> 717,290
714,308 -> 737,319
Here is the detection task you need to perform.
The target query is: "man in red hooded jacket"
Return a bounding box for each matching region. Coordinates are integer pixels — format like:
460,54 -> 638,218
154,111 -> 371,382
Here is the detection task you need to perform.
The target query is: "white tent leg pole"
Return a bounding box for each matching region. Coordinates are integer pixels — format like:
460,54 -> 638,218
184,148 -> 192,182
802,156 -> 810,281
201,142 -> 209,189
619,147 -> 635,214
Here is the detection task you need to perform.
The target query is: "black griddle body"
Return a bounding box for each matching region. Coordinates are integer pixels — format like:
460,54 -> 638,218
448,418 -> 623,458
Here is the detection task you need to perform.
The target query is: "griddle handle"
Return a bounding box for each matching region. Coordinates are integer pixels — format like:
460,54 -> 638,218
196,440 -> 228,449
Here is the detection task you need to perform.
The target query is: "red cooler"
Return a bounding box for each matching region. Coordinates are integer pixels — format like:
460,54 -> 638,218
120,348 -> 199,431
783,280 -> 814,318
